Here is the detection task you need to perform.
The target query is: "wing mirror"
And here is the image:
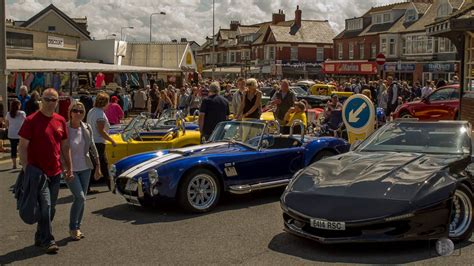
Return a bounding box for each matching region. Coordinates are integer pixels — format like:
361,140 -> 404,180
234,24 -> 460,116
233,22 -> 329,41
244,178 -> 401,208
350,140 -> 362,151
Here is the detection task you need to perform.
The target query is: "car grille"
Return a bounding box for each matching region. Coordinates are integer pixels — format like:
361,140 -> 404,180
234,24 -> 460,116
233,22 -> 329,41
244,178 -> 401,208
116,177 -> 138,197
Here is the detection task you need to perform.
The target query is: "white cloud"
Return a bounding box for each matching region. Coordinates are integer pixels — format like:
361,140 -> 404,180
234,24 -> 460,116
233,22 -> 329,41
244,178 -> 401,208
7,0 -> 396,44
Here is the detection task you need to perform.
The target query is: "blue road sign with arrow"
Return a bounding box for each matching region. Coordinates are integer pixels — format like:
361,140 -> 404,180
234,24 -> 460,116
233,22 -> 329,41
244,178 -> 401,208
343,95 -> 374,131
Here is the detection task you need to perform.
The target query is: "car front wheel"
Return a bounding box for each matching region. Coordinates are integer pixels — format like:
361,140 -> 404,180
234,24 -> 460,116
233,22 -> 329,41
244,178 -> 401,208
449,184 -> 473,242
178,169 -> 220,213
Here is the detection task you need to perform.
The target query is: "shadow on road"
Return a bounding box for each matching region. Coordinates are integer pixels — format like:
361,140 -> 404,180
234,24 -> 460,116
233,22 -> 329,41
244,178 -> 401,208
0,237 -> 70,264
268,232 -> 473,264
92,188 -> 284,225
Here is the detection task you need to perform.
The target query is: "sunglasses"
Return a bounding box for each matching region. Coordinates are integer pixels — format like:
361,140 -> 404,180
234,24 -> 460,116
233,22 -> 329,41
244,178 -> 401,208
71,109 -> 85,114
42,97 -> 58,102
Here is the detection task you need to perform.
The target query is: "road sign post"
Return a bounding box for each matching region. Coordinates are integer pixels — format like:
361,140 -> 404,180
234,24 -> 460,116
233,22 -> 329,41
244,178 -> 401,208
342,94 -> 376,144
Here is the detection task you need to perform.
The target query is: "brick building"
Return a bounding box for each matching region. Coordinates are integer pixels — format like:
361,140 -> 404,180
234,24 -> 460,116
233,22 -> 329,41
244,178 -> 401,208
327,0 -> 466,84
197,6 -> 336,78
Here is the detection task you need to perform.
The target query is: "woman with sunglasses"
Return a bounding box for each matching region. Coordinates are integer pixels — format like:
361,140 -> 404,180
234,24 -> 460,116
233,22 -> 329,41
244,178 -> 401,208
63,101 -> 100,241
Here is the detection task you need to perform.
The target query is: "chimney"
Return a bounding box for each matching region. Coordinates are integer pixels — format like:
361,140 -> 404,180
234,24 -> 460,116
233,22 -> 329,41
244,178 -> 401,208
294,5 -> 302,28
180,38 -> 188,42
272,9 -> 286,24
230,20 -> 240,31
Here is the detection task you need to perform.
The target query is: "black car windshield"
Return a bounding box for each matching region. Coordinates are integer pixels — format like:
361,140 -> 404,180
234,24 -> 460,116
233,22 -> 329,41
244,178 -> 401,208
290,86 -> 307,96
357,122 -> 472,155
209,121 -> 266,149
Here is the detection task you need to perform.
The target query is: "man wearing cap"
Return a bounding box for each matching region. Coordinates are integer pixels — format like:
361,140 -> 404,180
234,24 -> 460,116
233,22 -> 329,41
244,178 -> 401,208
198,82 -> 229,142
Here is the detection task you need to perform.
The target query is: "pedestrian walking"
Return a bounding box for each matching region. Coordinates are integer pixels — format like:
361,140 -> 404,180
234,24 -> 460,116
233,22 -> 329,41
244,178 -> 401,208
64,101 -> 100,241
377,80 -> 388,115
6,99 -> 26,169
239,78 -> 262,120
421,80 -> 433,98
18,88 -> 73,254
387,77 -> 400,116
149,84 -> 160,114
272,79 -> 296,124
105,96 -> 124,125
18,85 -> 30,111
198,82 -> 229,142
188,87 -> 202,116
86,92 -> 116,190
177,87 -> 190,114
25,91 -> 40,116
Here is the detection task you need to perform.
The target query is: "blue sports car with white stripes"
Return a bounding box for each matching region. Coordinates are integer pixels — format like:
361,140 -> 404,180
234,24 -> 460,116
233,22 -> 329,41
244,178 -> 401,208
111,120 -> 350,212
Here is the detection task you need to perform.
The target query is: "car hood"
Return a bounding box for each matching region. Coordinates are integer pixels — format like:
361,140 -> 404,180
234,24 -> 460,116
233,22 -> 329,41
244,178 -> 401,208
284,152 -> 467,221
289,151 -> 466,201
117,142 -> 248,177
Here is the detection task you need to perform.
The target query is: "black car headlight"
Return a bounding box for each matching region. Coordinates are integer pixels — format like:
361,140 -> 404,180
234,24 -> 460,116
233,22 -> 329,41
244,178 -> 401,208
109,164 -> 117,178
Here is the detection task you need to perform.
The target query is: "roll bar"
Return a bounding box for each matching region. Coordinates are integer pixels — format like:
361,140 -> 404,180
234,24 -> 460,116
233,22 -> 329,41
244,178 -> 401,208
289,119 -> 305,142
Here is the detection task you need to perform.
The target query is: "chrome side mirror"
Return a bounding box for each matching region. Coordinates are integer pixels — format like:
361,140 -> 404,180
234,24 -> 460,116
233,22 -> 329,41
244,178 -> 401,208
289,119 -> 305,142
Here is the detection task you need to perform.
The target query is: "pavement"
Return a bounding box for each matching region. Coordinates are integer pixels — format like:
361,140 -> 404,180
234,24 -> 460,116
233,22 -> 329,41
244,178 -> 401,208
1,162 -> 474,265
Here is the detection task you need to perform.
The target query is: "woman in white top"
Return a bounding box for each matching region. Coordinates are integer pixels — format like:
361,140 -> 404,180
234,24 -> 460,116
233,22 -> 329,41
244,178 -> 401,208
5,99 -> 26,169
63,101 -> 100,241
86,92 -> 116,190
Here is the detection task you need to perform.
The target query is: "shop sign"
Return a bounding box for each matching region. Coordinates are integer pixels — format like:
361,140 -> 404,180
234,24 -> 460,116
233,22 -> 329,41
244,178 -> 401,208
423,63 -> 455,73
384,63 -> 416,72
323,62 -> 377,75
47,36 -> 64,48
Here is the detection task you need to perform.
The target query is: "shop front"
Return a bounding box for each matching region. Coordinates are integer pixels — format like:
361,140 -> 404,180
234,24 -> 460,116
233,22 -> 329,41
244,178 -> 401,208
322,61 -> 378,83
422,62 -> 459,84
383,62 -> 417,83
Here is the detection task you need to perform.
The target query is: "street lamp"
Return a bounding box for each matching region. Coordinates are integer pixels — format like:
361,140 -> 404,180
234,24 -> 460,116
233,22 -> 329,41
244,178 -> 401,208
212,0 -> 215,80
106,33 -> 117,39
149,12 -> 166,42
120,26 -> 134,41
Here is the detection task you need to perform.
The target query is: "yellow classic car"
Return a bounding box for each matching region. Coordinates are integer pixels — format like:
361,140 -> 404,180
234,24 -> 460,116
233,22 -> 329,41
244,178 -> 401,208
106,111 -> 201,164
309,84 -> 353,102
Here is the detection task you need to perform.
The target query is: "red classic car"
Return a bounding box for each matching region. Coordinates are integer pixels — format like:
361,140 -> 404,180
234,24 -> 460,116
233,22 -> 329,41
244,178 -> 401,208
392,85 -> 460,121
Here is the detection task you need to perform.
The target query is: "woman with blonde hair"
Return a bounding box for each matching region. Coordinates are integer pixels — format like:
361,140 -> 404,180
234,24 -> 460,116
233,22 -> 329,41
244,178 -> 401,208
239,78 -> 262,120
63,101 -> 100,240
86,92 -> 116,190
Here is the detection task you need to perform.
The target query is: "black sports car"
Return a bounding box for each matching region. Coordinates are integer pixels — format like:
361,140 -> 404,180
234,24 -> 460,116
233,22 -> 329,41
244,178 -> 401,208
281,121 -> 474,243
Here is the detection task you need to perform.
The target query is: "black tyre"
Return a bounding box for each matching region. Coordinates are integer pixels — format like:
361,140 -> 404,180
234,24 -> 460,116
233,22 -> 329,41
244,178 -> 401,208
178,169 -> 221,213
449,184 -> 473,242
310,150 -> 336,164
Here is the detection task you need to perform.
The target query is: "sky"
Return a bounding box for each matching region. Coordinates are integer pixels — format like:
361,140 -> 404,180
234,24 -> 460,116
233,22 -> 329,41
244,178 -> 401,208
6,0 -> 395,44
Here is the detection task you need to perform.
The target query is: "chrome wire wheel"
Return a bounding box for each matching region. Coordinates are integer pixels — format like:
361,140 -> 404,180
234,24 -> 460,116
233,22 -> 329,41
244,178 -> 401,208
449,189 -> 473,238
187,174 -> 218,211
401,113 -> 413,119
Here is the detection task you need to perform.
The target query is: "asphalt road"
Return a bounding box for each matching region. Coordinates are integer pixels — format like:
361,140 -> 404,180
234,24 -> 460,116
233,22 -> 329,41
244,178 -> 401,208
1,161 -> 474,265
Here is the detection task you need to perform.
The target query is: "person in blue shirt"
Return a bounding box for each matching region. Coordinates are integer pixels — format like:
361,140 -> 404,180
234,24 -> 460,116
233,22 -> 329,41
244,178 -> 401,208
18,85 -> 30,111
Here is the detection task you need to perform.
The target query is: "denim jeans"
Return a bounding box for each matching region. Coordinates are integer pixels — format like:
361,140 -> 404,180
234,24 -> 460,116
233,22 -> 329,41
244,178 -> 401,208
67,169 -> 91,230
35,174 -> 61,246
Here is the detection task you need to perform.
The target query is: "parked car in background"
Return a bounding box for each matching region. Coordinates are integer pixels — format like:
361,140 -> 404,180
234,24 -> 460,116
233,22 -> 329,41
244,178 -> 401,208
261,86 -> 330,109
393,85 -> 460,120
309,84 -> 353,102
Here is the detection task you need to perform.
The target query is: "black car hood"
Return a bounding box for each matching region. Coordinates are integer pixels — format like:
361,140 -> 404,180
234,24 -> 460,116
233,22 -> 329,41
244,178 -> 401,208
284,152 -> 468,221
290,152 -> 466,201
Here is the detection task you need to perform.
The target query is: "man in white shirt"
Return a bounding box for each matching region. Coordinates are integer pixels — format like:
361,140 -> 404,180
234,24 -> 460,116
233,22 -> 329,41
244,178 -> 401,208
421,80 -> 433,98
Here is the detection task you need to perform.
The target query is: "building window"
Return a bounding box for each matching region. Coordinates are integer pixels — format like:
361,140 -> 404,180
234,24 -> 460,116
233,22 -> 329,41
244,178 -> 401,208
404,34 -> 436,55
381,38 -> 387,54
269,47 -> 275,60
6,31 -> 33,49
374,14 -> 382,24
291,46 -> 298,61
347,18 -> 363,31
371,43 -> 377,58
437,3 -> 451,18
48,26 -> 56,32
359,44 -> 364,59
230,52 -> 235,63
383,13 -> 391,23
316,47 -> 324,62
438,37 -> 456,53
401,38 -> 406,55
405,9 -> 417,22
389,38 -> 396,56
245,50 -> 250,59
338,43 -> 343,59
349,42 -> 354,59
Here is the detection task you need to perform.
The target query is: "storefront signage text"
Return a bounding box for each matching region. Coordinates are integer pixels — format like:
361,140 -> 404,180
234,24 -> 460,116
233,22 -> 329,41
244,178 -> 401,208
48,36 -> 64,49
323,62 -> 377,75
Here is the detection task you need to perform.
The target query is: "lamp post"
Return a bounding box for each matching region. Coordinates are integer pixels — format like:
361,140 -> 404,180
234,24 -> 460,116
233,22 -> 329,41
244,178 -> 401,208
106,33 -> 117,39
0,0 -> 6,116
149,12 -> 166,42
120,26 -> 134,41
211,0 -> 215,80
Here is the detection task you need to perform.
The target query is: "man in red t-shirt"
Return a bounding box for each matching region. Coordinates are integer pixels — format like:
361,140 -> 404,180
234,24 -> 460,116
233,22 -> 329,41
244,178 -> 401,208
18,88 -> 73,254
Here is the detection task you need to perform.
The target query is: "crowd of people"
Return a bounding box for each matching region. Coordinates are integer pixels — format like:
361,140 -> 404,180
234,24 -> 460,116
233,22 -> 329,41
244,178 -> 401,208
4,73 -> 460,254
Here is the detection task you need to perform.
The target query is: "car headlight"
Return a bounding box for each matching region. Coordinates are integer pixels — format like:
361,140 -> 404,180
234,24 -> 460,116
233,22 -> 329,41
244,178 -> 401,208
148,169 -> 159,185
109,164 -> 117,178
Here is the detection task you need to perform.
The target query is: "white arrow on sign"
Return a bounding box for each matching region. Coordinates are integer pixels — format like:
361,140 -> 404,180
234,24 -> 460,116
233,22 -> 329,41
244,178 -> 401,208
348,102 -> 367,123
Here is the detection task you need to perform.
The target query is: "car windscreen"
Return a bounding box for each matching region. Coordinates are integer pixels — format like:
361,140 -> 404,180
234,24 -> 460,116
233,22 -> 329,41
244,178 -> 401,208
357,122 -> 471,155
209,121 -> 265,149
290,86 -> 307,96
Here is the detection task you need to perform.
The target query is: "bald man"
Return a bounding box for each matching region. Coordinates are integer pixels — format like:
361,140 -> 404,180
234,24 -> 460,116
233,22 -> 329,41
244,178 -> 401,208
18,88 -> 72,254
